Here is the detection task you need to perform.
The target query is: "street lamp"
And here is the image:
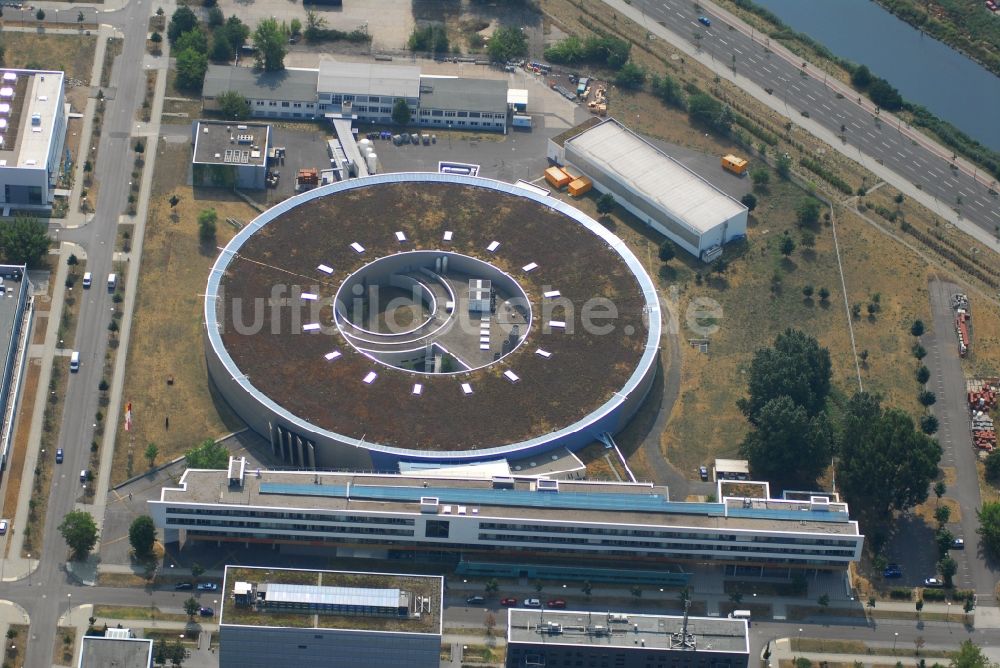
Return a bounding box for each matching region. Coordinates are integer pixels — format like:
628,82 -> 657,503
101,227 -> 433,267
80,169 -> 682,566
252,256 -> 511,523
67,593 -> 72,619
893,632 -> 898,652
26,553 -> 31,586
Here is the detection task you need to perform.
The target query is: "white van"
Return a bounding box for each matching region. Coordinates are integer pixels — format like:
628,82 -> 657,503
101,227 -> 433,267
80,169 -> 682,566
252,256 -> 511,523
729,610 -> 751,626
107,273 -> 117,291
82,272 -> 92,288
70,351 -> 80,372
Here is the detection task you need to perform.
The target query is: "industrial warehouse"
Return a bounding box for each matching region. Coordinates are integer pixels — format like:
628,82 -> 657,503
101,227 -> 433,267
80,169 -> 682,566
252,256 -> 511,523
149,463 -> 862,571
547,118 -> 748,262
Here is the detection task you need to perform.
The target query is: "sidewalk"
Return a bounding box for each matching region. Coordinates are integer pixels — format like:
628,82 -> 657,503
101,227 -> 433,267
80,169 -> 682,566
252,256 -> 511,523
768,637 -> 958,668
603,0 -> 1000,252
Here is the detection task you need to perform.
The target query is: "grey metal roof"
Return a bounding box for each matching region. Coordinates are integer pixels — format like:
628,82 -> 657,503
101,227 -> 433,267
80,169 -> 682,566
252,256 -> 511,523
263,583 -> 401,608
565,119 -> 746,234
203,65 -> 318,103
318,60 -> 420,99
418,77 -> 508,114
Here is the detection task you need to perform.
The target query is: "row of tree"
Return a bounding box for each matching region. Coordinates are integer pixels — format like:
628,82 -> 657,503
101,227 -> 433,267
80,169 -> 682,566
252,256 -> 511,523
738,329 -> 941,531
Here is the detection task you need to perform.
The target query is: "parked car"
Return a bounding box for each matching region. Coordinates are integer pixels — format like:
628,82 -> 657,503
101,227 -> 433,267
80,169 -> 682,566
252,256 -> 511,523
951,538 -> 965,549
523,598 -> 542,608
465,596 -> 485,605
883,564 -> 902,578
923,577 -> 944,588
0,519 -> 8,535
698,16 -> 712,26
500,598 -> 518,607
197,583 -> 219,591
699,466 -> 710,481
55,448 -> 63,464
198,607 -> 214,617
546,599 -> 567,609
174,582 -> 193,590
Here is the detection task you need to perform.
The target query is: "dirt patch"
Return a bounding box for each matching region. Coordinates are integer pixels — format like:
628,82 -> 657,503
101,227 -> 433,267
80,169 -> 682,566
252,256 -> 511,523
912,496 -> 962,525
1,624 -> 28,667
111,140 -> 252,484
53,627 -> 76,666
0,32 -> 96,82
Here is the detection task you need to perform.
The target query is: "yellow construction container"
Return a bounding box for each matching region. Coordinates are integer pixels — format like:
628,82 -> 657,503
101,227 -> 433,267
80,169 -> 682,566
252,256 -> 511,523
568,177 -> 592,197
721,154 -> 748,175
544,166 -> 572,188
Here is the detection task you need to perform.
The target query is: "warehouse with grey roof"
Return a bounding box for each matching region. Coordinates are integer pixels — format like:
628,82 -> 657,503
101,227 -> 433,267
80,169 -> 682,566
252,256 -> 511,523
417,77 -> 508,133
548,118 -> 748,261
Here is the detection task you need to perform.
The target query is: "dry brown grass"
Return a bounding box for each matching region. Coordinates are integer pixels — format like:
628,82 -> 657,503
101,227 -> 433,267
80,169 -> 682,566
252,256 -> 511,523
111,141 -> 251,484
2,360 -> 39,558
93,605 -> 190,623
0,32 -> 96,82
54,627 -> 76,665
912,496 -> 962,525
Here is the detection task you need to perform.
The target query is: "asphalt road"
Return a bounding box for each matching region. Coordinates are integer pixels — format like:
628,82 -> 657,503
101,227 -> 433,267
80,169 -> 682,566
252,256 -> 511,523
628,0 -> 1000,235
925,280 -> 999,599
23,0 -> 153,665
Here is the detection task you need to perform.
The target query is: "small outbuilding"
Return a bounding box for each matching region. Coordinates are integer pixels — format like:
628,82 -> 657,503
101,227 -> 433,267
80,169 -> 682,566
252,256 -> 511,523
191,120 -> 271,190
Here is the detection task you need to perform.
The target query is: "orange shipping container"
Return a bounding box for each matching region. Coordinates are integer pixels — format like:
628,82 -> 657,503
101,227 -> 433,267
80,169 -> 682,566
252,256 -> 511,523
721,154 -> 748,175
568,177 -> 592,196
544,166 -> 572,188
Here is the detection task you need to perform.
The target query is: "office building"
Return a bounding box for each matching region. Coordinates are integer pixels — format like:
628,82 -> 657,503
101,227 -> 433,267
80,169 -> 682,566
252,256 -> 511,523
191,120 -> 271,190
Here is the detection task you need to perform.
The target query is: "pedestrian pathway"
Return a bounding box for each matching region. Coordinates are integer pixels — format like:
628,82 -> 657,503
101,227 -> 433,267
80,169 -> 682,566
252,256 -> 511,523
768,637 -> 958,668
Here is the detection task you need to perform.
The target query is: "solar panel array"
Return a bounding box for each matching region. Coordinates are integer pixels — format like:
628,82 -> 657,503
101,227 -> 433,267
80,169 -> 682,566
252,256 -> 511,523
264,583 -> 400,608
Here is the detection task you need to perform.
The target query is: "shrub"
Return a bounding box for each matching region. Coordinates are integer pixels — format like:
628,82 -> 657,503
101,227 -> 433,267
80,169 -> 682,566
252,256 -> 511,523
921,588 -> 946,601
889,588 -> 913,600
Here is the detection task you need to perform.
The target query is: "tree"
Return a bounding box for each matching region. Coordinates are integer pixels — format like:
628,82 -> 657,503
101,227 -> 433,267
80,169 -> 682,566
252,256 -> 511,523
289,18 -> 302,37
170,639 -> 187,667
921,414 -> 939,435
911,320 -> 925,336
216,91 -> 249,119
391,98 -> 411,126
776,153 -> 792,180
614,61 -> 646,89
979,501 -> 1000,558
935,505 -> 952,527
98,378 -> 109,393
211,30 -> 235,62
913,343 -> 927,359
155,639 -> 169,665
851,64 -> 873,88
919,390 -> 937,407
176,28 -> 208,55
915,598 -> 924,615
741,193 -> 757,211
817,593 -> 830,610
485,578 -> 499,596
151,32 -> 163,45
0,215 -> 50,267
223,16 -> 250,52
487,26 -> 528,63
935,481 -> 947,500
408,25 -> 449,55
837,393 -> 942,526
129,515 -> 157,558
936,528 -> 955,558
738,329 -> 832,425
630,585 -> 643,599
253,18 -> 287,72
687,93 -> 731,136
650,72 -> 684,108
779,234 -> 796,257
183,597 -> 199,619
58,510 -> 99,560
206,6 -> 224,28
175,48 -> 208,91
168,6 -> 199,44
596,193 -> 616,216
818,287 -> 830,303
35,7 -> 44,20
868,78 -> 903,111
191,563 -> 205,580
802,285 -> 814,299
917,366 -> 931,384
185,438 -> 229,469
939,556 -> 958,588
658,240 -> 676,263
952,640 -> 998,668
77,10 -> 85,23
986,451 -> 1000,482
198,208 -> 217,244
729,591 -> 743,604
750,167 -> 770,189
796,198 -> 821,226
739,395 -> 832,491
145,442 -> 159,468
582,581 -> 593,597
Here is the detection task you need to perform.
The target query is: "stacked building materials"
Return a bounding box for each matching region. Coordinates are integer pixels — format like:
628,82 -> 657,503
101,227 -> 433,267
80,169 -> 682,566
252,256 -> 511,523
972,411 -> 996,452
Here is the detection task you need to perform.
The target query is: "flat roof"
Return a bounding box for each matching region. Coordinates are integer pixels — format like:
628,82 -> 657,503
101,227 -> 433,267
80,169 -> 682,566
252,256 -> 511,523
78,636 -> 153,668
419,76 -> 508,114
192,120 -> 270,167
507,610 -> 749,653
203,65 -> 318,103
318,60 -> 420,99
221,566 -> 442,634
160,470 -> 859,536
564,119 -> 746,234
0,69 -> 64,170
